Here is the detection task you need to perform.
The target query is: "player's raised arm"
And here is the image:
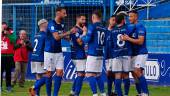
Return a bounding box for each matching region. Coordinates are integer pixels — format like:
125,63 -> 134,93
76,26 -> 86,45
81,24 -> 94,43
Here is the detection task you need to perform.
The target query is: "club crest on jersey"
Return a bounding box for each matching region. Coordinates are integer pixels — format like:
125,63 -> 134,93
51,26 -> 55,31
61,24 -> 64,28
75,32 -> 79,37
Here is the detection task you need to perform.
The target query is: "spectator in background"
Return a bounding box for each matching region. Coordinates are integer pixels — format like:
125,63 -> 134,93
1,22 -> 16,92
12,30 -> 33,87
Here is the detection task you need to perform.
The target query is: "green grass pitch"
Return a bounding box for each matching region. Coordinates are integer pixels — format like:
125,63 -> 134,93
1,81 -> 170,96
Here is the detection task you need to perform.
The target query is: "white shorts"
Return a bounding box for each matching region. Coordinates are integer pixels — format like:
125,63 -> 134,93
131,54 -> 148,69
111,56 -> 131,73
72,59 -> 86,72
31,62 -> 45,74
85,56 -> 103,73
105,59 -> 112,71
44,52 -> 64,71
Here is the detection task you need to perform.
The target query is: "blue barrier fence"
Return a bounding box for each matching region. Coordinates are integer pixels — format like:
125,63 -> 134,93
26,52 -> 170,86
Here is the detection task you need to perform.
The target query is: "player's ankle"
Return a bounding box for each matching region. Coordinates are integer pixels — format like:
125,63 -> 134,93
93,93 -> 98,96
101,92 -> 106,96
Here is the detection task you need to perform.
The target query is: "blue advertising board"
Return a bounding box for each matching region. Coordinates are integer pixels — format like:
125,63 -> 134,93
26,53 -> 170,86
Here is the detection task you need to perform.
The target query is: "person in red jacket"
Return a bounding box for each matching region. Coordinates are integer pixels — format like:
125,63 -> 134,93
1,22 -> 16,92
12,30 -> 33,87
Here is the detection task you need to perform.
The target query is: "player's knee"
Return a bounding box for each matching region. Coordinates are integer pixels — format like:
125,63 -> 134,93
45,71 -> 52,77
56,69 -> 63,76
122,72 -> 129,79
134,68 -> 142,77
77,72 -> 85,77
115,73 -> 122,79
85,73 -> 97,77
36,74 -> 42,80
107,71 -> 112,76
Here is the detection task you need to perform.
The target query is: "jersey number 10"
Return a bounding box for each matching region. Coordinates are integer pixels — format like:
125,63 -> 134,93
97,31 -> 105,45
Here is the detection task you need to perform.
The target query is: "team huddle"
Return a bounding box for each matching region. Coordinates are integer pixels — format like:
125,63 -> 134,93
29,7 -> 149,96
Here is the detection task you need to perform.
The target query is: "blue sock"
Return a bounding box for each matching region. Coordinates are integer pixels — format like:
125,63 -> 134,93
72,77 -> 77,93
107,76 -> 113,95
123,78 -> 130,95
45,76 -> 52,96
115,79 -> 123,96
87,76 -> 97,94
53,76 -> 62,96
135,82 -> 141,94
75,76 -> 84,95
34,80 -> 40,96
113,78 -> 117,94
96,75 -> 105,93
34,77 -> 46,95
139,75 -> 149,94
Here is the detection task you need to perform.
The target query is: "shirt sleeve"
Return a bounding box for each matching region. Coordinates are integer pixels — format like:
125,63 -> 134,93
81,25 -> 94,43
48,21 -> 58,33
137,24 -> 146,36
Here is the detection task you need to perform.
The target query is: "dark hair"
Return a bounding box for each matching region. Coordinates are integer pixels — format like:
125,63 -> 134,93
2,22 -> 7,25
92,10 -> 102,19
129,10 -> 138,14
76,14 -> 85,18
111,15 -> 116,18
116,14 -> 125,24
56,7 -> 65,12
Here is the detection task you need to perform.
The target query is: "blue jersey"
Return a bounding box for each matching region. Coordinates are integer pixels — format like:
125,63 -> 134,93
82,22 -> 107,56
104,28 -> 113,60
44,20 -> 64,53
70,26 -> 86,59
131,23 -> 148,55
31,31 -> 46,62
109,24 -> 132,58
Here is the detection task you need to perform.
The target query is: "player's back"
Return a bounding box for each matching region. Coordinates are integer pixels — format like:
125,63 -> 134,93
109,24 -> 132,58
87,22 -> 107,56
31,31 -> 46,62
131,23 -> 148,56
44,20 -> 64,53
70,26 -> 86,59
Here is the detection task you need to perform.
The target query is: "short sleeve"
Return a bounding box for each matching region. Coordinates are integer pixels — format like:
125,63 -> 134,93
48,21 -> 58,33
137,24 -> 146,36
